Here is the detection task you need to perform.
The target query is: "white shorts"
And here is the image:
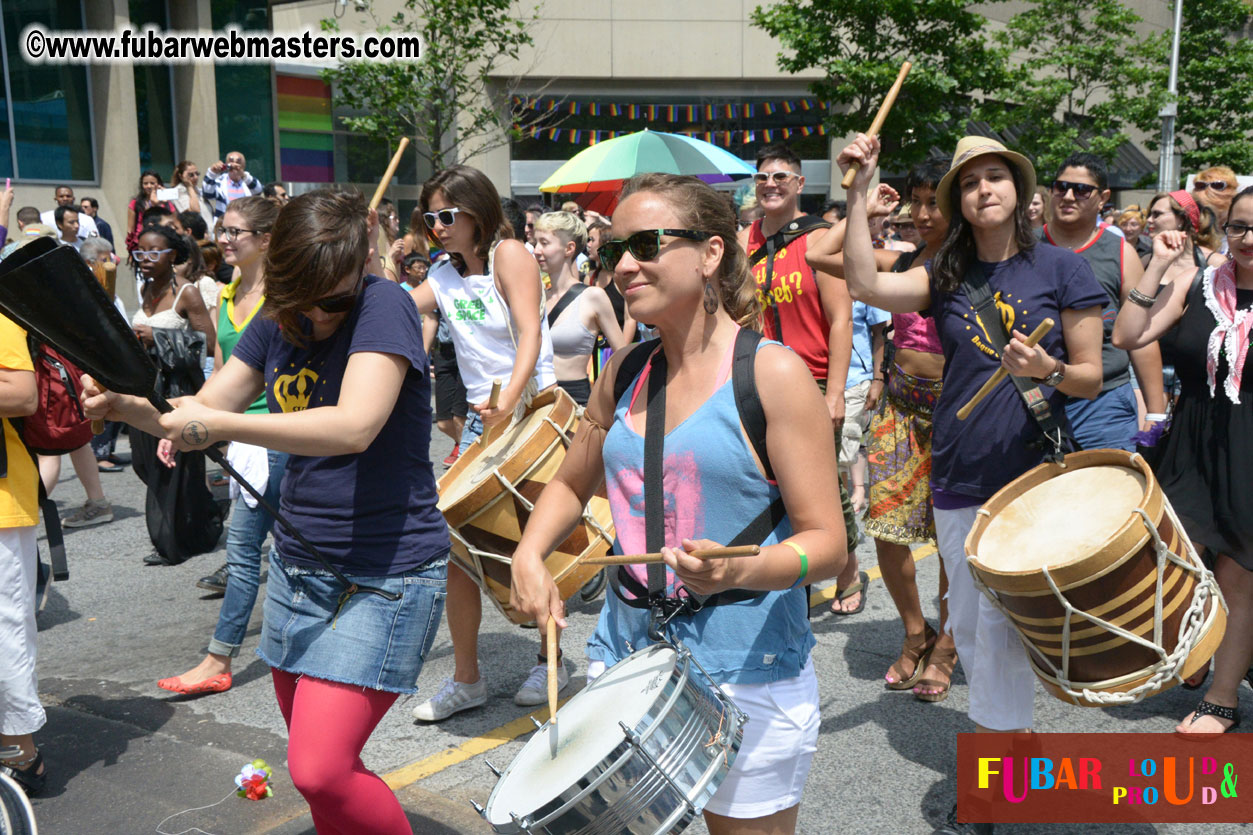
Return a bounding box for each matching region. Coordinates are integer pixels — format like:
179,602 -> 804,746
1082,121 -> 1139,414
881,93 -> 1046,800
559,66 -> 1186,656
0,525 -> 44,736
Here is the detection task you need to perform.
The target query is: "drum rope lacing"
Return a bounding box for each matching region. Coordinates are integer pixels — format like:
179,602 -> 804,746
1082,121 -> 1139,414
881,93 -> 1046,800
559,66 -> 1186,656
969,492 -> 1226,705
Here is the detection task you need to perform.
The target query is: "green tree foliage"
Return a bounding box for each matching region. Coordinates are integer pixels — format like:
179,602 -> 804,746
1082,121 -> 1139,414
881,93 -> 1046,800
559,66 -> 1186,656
751,0 -> 1007,168
1129,0 -> 1253,178
979,0 -> 1160,178
321,0 -> 538,171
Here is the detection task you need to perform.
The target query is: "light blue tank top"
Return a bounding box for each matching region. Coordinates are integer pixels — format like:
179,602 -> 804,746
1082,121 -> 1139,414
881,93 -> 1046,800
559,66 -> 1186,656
587,340 -> 815,684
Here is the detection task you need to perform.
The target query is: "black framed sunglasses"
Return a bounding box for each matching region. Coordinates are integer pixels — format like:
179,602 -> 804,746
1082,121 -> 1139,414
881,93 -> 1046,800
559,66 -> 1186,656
303,275 -> 364,314
598,229 -> 713,272
422,208 -> 464,229
1051,180 -> 1099,199
1223,222 -> 1253,240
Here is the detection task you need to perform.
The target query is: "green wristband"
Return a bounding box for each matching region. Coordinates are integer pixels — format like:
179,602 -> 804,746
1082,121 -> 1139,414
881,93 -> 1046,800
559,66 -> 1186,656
783,540 -> 809,589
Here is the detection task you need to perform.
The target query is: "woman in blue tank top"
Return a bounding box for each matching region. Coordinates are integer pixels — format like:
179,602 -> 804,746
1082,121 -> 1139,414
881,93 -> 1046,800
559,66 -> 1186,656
510,174 -> 847,834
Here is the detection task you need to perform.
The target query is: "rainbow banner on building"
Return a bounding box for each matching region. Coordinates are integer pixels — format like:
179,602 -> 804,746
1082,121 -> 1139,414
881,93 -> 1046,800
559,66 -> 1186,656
277,75 -> 334,182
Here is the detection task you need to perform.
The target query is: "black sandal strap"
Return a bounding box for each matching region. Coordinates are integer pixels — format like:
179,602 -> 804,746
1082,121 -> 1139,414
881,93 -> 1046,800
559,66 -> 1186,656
1190,699 -> 1239,725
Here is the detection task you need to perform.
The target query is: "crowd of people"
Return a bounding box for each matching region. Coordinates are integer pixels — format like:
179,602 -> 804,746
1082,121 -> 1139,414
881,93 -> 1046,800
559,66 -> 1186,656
0,132 -> 1249,835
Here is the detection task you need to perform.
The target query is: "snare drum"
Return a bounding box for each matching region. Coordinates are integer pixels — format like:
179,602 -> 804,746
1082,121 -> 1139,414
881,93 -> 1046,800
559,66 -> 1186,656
478,642 -> 745,834
966,449 -> 1227,707
438,386 -> 613,625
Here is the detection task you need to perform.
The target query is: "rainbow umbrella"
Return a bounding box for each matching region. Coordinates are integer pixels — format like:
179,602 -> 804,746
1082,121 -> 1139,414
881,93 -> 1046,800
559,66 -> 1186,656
539,129 -> 755,215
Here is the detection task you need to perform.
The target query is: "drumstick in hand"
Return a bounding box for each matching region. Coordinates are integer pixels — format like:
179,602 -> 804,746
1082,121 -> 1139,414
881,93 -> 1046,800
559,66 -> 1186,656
546,615 -> 559,719
841,61 -> 912,188
480,379 -> 503,447
582,545 -> 761,566
956,318 -> 1055,421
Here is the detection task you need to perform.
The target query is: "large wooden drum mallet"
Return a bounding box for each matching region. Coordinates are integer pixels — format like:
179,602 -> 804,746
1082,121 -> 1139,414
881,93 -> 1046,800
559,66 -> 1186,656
368,137 -> 410,210
841,61 -> 913,189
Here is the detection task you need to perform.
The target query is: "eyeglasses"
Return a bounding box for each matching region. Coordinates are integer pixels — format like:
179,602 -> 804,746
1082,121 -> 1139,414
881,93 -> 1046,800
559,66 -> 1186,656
302,275 -> 364,314
1194,181 -> 1230,192
132,249 -> 173,262
1051,180 -> 1099,199
753,171 -> 800,185
221,226 -> 267,241
423,208 -> 464,229
598,229 -> 713,272
1223,223 -> 1253,240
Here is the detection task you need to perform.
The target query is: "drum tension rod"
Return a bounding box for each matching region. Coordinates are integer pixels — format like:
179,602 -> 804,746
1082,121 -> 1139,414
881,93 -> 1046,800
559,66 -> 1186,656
469,799 -> 486,818
485,759 -> 502,777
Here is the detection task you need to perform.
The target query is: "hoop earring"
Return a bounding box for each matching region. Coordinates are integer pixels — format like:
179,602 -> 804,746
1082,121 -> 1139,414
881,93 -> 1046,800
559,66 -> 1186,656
702,281 -> 719,315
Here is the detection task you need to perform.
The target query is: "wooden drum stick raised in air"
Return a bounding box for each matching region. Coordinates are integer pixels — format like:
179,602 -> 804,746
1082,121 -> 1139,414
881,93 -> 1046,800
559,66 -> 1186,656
479,379 -> 504,447
581,545 -> 761,567
546,615 -> 559,719
368,137 -> 410,210
841,61 -> 912,189
956,318 -> 1056,421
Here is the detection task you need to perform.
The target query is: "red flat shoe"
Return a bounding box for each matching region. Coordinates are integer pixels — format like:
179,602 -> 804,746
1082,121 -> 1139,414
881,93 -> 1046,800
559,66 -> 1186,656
157,672 -> 232,695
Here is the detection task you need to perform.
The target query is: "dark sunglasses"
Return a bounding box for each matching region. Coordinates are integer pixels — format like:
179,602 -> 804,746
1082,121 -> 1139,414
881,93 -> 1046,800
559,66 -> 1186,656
303,276 -> 364,314
1194,181 -> 1230,192
1223,223 -> 1253,240
1051,180 -> 1099,199
422,208 -> 464,229
598,229 -> 713,271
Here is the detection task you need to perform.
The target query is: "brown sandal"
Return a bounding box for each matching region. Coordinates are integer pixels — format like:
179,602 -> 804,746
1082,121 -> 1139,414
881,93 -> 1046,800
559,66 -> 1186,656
886,624 -> 937,691
914,643 -> 957,703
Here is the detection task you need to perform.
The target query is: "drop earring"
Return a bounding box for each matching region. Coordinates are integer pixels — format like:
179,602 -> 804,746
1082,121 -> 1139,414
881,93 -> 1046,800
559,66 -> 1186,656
703,281 -> 719,315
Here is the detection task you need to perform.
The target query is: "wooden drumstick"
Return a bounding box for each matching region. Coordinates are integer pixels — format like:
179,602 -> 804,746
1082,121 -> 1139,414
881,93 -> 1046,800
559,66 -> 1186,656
368,137 -> 410,210
91,380 -> 108,434
479,379 -> 503,447
956,318 -> 1056,421
841,61 -> 912,189
581,544 -> 761,566
546,615 -> 559,719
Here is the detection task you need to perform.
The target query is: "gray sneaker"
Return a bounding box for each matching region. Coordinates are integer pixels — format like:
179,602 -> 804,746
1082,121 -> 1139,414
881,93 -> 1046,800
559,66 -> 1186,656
514,662 -> 569,707
412,676 -> 488,722
62,498 -> 113,528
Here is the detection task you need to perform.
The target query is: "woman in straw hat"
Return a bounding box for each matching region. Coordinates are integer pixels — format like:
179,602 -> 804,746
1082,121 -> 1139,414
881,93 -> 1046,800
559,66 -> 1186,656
837,133 -> 1105,835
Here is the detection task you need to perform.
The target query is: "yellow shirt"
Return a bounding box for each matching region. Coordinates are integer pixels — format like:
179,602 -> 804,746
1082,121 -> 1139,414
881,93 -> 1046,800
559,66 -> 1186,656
0,315 -> 38,527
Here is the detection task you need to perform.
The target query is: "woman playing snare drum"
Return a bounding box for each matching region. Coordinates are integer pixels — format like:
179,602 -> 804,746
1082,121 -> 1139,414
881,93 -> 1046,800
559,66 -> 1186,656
511,173 -> 846,835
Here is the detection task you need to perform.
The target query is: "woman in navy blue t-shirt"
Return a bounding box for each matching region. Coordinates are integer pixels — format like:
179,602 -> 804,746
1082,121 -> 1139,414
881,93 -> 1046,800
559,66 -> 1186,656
838,135 -> 1105,835
84,189 -> 448,835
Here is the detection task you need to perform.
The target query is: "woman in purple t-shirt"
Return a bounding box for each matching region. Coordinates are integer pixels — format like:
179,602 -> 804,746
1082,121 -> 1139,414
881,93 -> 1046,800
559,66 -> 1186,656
84,189 -> 448,835
839,134 -> 1105,835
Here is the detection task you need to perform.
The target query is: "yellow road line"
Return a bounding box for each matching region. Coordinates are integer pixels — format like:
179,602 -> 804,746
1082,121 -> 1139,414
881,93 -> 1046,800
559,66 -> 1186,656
383,544 -> 938,792
382,700 -> 567,789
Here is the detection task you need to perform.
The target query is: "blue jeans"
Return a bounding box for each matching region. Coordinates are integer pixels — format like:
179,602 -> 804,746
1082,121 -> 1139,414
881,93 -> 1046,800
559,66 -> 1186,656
208,449 -> 288,658
457,410 -> 483,455
1064,382 -> 1139,453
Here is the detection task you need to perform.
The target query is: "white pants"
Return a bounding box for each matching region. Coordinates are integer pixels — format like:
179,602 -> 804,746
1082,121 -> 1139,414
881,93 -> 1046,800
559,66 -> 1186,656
936,506 -> 1036,730
0,525 -> 44,736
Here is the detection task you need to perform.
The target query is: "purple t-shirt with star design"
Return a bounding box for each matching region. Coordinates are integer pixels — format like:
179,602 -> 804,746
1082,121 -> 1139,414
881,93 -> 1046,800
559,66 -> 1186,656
232,275 -> 448,575
925,244 -> 1106,500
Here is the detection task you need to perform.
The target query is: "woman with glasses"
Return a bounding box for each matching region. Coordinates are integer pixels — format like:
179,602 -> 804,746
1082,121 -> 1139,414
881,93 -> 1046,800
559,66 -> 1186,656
407,165 -> 562,719
1114,186 -> 1253,735
511,173 -> 845,835
154,195 -> 285,696
125,170 -> 176,262
84,189 -> 449,834
1144,191 -> 1227,270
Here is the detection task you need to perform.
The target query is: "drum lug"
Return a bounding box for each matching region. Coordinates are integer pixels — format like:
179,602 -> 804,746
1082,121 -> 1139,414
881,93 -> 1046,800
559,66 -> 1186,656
469,799 -> 487,818
510,811 -> 535,831
486,759 -> 502,777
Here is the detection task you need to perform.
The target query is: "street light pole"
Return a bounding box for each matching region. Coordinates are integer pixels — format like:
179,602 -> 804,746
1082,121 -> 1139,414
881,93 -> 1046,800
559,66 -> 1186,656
1158,0 -> 1184,192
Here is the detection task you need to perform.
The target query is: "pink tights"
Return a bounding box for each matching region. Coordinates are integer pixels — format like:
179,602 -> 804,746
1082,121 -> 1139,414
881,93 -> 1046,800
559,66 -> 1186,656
271,668 -> 412,835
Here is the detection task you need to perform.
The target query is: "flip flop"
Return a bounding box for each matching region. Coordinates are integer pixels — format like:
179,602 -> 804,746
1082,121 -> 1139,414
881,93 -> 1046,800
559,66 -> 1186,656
830,570 -> 868,616
1179,699 -> 1240,737
157,673 -> 232,695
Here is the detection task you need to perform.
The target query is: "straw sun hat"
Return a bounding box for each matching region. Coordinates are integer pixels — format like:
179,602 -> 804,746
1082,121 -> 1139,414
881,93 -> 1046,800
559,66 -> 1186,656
935,136 -> 1036,221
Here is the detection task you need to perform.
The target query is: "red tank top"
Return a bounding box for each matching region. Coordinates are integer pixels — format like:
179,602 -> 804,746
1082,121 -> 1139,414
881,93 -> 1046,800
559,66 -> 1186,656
747,218 -> 831,380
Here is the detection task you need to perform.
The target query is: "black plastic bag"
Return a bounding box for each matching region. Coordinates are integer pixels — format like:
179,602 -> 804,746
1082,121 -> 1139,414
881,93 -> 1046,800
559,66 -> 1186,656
131,429 -> 223,565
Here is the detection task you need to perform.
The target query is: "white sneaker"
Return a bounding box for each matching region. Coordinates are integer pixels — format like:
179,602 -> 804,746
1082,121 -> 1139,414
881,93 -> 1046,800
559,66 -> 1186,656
514,661 -> 569,707
412,676 -> 488,721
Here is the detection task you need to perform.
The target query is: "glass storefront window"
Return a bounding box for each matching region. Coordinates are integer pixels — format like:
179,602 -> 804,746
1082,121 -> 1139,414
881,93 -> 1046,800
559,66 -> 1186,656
0,0 -> 95,181
212,0 -> 274,183
131,0 -> 176,178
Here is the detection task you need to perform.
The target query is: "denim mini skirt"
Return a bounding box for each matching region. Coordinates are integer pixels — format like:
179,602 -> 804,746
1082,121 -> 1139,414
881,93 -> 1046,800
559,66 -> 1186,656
257,549 -> 447,694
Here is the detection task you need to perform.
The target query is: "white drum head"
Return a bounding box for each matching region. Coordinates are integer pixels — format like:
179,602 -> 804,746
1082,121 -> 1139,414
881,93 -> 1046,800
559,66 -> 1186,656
486,644 -> 678,826
439,403 -> 558,509
978,465 -> 1146,572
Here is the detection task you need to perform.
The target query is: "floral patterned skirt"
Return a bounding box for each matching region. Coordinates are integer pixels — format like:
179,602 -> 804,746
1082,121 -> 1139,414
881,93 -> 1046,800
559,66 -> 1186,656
864,365 -> 942,545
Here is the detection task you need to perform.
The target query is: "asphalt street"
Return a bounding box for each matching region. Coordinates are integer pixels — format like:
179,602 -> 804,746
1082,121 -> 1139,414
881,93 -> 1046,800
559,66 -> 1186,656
23,423 -> 1249,835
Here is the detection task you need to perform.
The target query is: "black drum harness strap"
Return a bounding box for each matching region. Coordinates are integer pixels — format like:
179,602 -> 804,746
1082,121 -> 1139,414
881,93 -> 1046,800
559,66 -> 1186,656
747,215 -> 832,342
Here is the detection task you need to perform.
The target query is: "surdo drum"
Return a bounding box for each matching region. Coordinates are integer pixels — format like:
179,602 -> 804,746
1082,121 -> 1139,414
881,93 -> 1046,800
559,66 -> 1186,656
438,386 -> 613,624
966,450 -> 1226,707
476,642 -> 746,834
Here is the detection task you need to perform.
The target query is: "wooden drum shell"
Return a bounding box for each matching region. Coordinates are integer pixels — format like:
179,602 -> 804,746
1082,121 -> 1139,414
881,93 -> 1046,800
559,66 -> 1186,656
966,450 -> 1225,707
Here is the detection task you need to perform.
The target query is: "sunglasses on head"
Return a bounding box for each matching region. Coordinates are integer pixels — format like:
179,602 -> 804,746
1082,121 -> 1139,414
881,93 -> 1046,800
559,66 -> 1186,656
1051,180 -> 1099,199
422,208 -> 464,229
303,276 -> 364,314
598,229 -> 713,272
753,171 -> 800,185
1194,181 -> 1230,192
